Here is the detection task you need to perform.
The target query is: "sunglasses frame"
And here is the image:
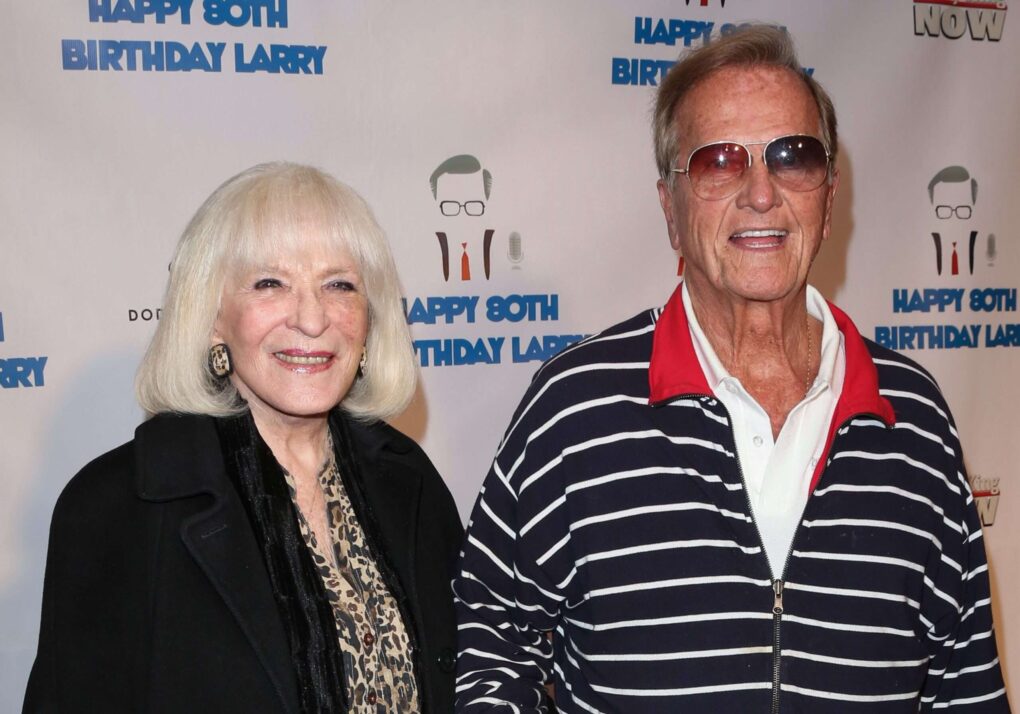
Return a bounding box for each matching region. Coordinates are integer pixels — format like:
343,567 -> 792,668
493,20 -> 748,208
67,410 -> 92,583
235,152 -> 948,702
671,134 -> 832,200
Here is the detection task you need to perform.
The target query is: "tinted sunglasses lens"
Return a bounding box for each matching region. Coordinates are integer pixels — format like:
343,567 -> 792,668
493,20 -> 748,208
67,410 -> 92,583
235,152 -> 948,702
687,142 -> 749,199
765,135 -> 829,191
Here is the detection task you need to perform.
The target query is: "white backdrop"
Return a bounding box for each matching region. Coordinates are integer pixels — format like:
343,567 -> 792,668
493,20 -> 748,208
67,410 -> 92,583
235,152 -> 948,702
1,1 -> 1016,708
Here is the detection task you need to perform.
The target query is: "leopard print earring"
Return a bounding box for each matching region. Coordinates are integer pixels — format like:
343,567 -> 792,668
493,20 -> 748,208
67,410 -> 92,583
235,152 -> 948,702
208,343 -> 234,378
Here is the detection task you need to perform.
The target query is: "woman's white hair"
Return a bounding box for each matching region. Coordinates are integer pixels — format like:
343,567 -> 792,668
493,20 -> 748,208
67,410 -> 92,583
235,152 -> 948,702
136,162 -> 417,421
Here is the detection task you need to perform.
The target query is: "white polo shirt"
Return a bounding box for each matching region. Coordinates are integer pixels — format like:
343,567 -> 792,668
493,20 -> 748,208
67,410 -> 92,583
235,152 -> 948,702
682,281 -> 846,578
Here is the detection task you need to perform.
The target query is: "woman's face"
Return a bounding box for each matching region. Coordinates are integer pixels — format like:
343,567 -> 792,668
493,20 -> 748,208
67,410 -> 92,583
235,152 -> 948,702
212,233 -> 369,429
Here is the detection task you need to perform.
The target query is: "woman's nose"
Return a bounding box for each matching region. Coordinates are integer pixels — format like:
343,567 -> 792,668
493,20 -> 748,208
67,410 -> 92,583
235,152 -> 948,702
289,288 -> 329,337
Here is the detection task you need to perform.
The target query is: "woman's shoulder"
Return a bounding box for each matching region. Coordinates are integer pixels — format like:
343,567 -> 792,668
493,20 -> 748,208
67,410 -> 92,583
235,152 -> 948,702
358,421 -> 453,492
349,416 -> 413,448
56,439 -> 137,511
347,418 -> 460,514
43,439 -> 143,561
345,416 -> 431,469
57,413 -> 221,514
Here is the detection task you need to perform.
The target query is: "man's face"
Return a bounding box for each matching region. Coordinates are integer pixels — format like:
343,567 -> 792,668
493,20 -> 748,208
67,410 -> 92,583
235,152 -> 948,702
657,66 -> 838,309
436,172 -> 486,219
932,181 -> 973,221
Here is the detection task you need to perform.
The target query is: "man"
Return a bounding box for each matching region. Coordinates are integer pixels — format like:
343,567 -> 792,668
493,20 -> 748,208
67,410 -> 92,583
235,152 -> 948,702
453,26 -> 1008,713
430,153 -> 495,281
929,165 -> 979,275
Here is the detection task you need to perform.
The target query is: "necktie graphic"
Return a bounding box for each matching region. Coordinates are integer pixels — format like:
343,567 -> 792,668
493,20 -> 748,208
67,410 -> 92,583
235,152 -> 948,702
461,243 -> 471,281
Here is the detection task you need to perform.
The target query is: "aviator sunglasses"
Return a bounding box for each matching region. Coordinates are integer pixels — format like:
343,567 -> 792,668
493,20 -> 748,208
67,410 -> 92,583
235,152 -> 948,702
671,134 -> 832,200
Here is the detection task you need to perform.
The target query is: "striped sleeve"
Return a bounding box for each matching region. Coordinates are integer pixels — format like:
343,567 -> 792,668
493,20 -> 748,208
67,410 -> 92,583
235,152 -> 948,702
878,353 -> 1009,711
452,346 -> 597,711
453,444 -> 562,711
918,464 -> 1008,711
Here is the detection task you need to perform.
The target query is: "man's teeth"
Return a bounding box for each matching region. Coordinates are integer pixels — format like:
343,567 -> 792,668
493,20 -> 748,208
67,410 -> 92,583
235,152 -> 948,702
733,229 -> 787,238
275,353 -> 330,365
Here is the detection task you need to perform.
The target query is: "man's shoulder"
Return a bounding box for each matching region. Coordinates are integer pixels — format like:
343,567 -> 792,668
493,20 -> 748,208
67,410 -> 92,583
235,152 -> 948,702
864,338 -> 946,400
494,308 -> 661,449
530,307 -> 660,386
862,338 -> 961,434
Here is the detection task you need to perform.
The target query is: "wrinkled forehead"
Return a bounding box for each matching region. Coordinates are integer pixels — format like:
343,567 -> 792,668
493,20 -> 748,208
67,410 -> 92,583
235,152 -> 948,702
676,65 -> 822,147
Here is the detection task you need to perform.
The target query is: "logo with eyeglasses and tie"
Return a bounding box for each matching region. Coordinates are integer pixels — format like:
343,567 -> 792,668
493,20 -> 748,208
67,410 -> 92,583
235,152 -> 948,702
927,165 -> 995,276
429,154 -> 522,281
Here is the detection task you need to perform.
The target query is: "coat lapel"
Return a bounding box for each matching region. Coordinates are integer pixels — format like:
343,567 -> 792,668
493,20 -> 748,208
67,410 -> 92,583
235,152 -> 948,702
178,496 -> 299,714
345,418 -> 423,601
134,414 -> 299,714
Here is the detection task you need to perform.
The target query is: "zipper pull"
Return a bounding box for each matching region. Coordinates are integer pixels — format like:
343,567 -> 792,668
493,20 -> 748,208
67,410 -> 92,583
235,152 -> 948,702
772,579 -> 784,615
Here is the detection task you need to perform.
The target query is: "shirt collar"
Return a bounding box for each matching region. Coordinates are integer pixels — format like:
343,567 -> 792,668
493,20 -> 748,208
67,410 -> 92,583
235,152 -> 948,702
649,282 -> 895,426
682,281 -> 841,396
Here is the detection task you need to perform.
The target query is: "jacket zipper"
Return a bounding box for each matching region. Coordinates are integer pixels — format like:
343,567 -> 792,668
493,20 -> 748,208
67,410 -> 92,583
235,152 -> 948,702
771,578 -> 784,714
660,395 -> 784,711
712,401 -> 784,714
766,415 -> 863,714
655,394 -> 884,713
660,395 -> 795,714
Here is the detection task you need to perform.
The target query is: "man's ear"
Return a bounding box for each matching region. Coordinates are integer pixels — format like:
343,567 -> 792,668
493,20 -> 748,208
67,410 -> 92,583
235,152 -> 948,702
821,168 -> 840,242
657,179 -> 683,251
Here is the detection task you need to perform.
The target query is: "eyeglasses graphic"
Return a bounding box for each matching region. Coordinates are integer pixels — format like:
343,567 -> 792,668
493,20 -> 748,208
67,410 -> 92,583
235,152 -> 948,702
440,200 -> 485,217
935,204 -> 972,220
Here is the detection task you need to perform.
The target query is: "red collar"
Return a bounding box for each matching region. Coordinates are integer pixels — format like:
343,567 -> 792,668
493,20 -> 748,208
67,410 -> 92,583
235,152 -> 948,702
648,284 -> 895,488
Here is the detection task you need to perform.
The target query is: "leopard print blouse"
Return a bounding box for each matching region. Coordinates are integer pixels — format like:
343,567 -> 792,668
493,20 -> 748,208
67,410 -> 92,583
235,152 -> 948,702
283,453 -> 420,712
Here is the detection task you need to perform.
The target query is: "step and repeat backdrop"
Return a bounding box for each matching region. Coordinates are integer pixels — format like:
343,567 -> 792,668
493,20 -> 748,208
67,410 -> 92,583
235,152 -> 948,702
2,0 -> 1016,707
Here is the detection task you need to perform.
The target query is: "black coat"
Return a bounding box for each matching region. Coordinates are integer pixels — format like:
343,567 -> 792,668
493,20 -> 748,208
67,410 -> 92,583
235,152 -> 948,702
24,413 -> 464,713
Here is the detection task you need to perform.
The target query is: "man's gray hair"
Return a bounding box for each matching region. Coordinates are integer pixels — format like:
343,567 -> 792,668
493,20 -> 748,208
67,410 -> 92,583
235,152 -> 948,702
653,25 -> 838,187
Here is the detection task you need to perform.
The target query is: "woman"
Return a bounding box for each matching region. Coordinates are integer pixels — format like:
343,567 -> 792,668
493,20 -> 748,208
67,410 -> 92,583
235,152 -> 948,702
25,163 -> 463,713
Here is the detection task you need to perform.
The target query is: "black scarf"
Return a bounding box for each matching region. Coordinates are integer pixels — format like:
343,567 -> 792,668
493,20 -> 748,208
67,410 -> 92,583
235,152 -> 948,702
215,412 -> 347,713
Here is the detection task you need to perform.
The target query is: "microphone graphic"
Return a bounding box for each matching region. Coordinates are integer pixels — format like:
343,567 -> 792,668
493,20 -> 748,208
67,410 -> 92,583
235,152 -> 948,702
508,231 -> 523,269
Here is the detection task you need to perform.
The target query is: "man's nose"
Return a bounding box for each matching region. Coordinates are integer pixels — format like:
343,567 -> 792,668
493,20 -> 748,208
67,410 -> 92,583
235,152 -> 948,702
735,157 -> 781,213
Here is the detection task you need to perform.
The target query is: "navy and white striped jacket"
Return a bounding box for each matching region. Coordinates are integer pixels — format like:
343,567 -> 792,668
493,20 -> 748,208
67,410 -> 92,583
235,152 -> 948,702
453,285 -> 1009,713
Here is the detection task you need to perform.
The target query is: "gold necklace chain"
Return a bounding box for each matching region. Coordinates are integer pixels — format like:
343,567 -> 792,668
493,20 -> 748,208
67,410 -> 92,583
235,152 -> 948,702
804,309 -> 814,397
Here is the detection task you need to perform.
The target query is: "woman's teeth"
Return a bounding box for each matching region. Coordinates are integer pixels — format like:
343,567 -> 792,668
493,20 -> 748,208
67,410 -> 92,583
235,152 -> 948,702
275,353 -> 330,365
